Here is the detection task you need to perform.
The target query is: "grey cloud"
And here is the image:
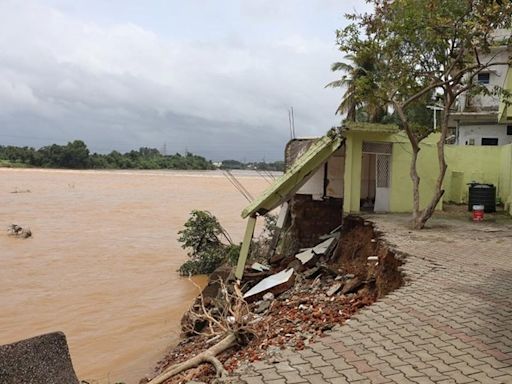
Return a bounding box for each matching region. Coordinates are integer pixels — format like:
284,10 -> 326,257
0,1 -> 352,160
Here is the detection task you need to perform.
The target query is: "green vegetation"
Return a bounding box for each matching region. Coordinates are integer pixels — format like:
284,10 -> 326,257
177,210 -> 239,276
0,141 -> 214,170
220,159 -> 284,172
0,141 -> 284,171
326,49 -> 386,123
177,210 -> 279,276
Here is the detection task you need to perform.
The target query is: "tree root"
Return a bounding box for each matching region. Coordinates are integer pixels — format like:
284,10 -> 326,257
147,332 -> 236,384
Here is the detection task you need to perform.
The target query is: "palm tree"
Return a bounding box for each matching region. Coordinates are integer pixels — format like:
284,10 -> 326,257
326,50 -> 386,123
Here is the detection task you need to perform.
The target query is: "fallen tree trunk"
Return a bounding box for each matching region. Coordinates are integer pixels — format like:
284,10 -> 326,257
147,332 -> 236,384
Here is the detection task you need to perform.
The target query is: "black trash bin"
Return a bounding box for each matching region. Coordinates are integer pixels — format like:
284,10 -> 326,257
467,183 -> 496,213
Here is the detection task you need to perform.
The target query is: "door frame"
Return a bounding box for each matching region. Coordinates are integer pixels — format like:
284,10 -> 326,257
361,142 -> 393,212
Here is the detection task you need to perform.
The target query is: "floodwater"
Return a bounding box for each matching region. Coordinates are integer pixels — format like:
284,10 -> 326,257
0,168 -> 268,383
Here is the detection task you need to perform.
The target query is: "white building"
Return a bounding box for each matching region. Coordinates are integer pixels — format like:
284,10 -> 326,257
449,31 -> 512,146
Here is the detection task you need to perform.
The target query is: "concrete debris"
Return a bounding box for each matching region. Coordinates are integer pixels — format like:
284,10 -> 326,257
295,235 -> 339,266
250,262 -> 270,272
262,292 -> 274,301
159,216 -> 404,384
295,248 -> 315,264
0,332 -> 79,384
341,277 -> 363,294
287,259 -> 303,271
326,282 -> 343,297
303,266 -> 321,279
312,237 -> 337,255
254,300 -> 271,314
7,224 -> 32,239
319,225 -> 342,239
243,268 -> 294,299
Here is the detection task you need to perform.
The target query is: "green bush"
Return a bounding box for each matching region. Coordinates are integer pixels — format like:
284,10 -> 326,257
177,210 -> 239,276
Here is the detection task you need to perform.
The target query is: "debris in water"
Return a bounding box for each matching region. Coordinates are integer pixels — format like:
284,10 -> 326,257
7,224 -> 32,239
10,189 -> 31,194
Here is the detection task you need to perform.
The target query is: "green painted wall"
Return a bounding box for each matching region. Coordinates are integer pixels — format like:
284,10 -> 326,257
342,130 -> 512,214
499,144 -> 512,214
444,145 -> 502,203
343,131 -> 441,213
389,133 -> 441,212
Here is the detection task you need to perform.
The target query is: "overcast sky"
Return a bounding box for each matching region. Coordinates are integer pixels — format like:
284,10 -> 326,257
0,1 -> 371,161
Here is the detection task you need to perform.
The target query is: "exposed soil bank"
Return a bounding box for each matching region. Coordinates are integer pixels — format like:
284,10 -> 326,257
146,216 -> 404,384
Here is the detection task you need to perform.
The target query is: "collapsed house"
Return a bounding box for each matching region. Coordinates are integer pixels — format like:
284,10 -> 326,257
236,122 -> 512,279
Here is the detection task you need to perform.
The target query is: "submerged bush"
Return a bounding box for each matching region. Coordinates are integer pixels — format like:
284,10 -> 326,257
177,210 -> 240,276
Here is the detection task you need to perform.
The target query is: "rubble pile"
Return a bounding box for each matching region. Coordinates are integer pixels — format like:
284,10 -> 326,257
147,216 -> 403,384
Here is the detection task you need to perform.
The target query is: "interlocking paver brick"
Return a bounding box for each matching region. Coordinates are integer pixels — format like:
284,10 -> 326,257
385,373 -> 417,383
327,377 -> 349,384
303,373 -> 330,384
281,371 -> 308,383
243,376 -> 265,384
259,368 -> 284,381
317,366 -> 340,379
339,368 -> 365,382
444,370 -> 475,384
236,216 -> 512,384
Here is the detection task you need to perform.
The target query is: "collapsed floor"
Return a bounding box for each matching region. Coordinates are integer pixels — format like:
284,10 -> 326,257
145,216 -> 404,384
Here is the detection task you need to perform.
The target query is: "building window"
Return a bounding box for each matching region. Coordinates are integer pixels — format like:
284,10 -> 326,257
481,138 -> 498,146
477,72 -> 490,84
507,125 -> 512,135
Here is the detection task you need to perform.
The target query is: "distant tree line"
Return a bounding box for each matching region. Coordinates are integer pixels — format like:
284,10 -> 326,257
0,140 -> 215,170
220,159 -> 284,172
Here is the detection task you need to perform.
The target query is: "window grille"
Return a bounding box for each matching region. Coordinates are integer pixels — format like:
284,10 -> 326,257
376,155 -> 391,188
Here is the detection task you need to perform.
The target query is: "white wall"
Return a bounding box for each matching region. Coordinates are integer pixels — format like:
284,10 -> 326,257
459,49 -> 510,112
296,149 -> 345,199
458,124 -> 512,146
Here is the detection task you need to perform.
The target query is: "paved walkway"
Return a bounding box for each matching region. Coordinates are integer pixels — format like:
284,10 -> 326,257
236,215 -> 512,384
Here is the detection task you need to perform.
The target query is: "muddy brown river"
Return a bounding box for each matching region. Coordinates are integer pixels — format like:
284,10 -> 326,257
0,168 -> 268,383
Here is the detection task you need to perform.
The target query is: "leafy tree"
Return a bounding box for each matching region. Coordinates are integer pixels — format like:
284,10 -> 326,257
326,49 -> 386,123
0,142 -> 215,170
62,140 -> 90,168
336,0 -> 512,229
220,160 -> 245,170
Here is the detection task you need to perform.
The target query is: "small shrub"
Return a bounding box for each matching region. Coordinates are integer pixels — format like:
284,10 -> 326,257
177,210 -> 238,275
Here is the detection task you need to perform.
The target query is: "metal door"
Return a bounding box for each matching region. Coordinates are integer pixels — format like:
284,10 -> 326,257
374,154 -> 391,212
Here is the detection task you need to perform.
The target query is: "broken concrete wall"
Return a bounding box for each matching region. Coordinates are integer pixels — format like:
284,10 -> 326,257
285,139 -> 315,170
280,138 -> 344,253
0,332 -> 79,384
288,194 -> 343,249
